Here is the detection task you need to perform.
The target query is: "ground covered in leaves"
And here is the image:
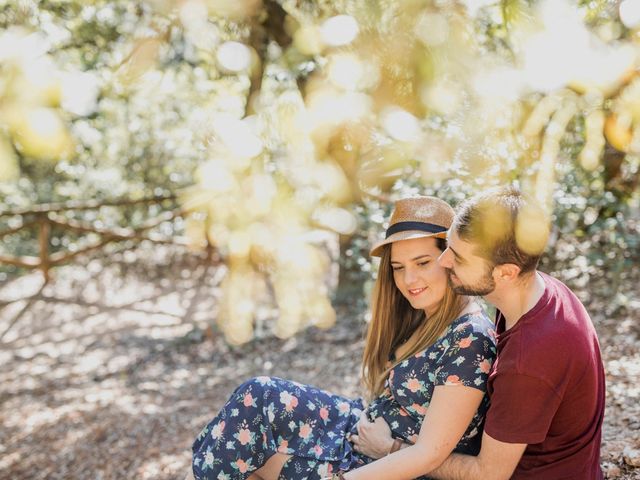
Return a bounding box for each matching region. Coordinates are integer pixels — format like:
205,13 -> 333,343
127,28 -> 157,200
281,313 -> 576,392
0,244 -> 638,479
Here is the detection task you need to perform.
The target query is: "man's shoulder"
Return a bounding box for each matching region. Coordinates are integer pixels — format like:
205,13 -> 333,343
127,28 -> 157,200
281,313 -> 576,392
528,272 -> 593,332
538,271 -> 584,307
498,311 -> 597,386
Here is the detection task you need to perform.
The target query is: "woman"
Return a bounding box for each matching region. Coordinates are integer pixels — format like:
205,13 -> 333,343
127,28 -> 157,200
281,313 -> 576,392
188,196 -> 497,480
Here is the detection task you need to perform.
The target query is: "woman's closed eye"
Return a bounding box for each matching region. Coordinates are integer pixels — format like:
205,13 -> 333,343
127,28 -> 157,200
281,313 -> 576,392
392,260 -> 430,271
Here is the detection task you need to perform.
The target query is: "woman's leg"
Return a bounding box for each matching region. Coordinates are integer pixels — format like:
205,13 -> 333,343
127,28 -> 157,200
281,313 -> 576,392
186,468 -> 269,480
192,376 -> 362,480
187,471 -> 264,480
187,454 -> 288,480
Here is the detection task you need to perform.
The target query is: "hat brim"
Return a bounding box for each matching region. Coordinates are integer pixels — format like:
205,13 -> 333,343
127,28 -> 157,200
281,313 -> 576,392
369,229 -> 448,257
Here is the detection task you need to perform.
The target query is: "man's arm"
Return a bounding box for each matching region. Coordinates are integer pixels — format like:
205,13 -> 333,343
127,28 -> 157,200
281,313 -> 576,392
344,385 -> 484,479
429,431 -> 527,480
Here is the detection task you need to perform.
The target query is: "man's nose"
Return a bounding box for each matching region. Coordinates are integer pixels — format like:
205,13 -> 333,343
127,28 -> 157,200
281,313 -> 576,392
438,248 -> 452,268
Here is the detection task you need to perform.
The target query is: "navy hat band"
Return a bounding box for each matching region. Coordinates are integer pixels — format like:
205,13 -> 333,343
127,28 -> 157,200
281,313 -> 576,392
385,221 -> 448,239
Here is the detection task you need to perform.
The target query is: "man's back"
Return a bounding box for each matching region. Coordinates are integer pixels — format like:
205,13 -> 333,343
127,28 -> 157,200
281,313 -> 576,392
484,272 -> 605,479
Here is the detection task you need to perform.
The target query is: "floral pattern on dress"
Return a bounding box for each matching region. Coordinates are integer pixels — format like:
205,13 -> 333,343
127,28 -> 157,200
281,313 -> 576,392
192,312 -> 496,480
358,312 -> 497,463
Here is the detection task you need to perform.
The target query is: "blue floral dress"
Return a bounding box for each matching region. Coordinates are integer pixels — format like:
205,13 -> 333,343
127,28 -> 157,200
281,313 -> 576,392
192,312 -> 496,480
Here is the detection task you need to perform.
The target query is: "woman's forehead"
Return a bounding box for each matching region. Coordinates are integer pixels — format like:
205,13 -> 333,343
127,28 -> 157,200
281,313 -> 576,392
390,236 -> 439,260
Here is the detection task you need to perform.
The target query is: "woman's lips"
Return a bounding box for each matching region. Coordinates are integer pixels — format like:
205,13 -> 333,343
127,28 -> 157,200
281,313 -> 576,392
408,287 -> 427,296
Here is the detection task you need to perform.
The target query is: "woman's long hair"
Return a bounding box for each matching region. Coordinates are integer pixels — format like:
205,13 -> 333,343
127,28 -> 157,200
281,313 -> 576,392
362,237 -> 466,399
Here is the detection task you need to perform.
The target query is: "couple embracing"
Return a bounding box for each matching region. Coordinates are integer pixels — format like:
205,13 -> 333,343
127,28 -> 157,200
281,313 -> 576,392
188,186 -> 605,480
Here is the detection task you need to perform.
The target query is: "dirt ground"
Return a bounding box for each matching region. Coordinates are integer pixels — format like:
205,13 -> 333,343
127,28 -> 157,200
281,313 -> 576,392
0,244 -> 638,480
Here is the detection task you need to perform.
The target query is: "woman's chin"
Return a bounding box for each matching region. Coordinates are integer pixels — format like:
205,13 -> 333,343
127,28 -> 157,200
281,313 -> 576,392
407,297 -> 441,315
408,299 -> 429,311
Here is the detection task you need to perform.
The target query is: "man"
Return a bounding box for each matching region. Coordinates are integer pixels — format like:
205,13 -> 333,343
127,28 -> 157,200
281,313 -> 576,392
431,186 -> 605,479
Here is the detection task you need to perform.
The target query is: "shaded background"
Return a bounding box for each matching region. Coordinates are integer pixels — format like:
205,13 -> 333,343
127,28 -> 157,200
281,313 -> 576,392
0,0 -> 639,478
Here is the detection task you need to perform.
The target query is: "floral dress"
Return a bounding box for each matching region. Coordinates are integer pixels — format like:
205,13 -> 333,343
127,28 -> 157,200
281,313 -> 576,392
191,312 -> 496,480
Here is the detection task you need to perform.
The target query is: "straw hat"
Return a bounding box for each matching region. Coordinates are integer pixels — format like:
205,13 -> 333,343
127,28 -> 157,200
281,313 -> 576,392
369,196 -> 455,257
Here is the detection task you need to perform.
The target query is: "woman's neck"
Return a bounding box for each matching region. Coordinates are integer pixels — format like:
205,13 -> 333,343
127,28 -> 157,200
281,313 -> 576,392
458,297 -> 478,317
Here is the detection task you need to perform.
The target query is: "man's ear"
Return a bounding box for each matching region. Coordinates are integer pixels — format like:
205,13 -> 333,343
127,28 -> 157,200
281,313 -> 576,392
493,263 -> 521,283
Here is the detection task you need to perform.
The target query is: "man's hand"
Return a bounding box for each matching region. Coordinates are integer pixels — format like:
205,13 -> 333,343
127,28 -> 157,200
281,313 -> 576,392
349,411 -> 394,459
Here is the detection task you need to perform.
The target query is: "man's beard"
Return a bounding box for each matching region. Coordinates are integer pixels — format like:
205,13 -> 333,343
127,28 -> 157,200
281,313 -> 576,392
446,268 -> 496,296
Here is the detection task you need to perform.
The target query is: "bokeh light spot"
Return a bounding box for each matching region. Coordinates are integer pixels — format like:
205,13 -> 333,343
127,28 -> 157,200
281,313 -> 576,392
217,41 -> 252,73
328,54 -> 364,91
320,15 -> 359,47
515,205 -> 550,256
620,0 -> 640,29
381,108 -> 421,142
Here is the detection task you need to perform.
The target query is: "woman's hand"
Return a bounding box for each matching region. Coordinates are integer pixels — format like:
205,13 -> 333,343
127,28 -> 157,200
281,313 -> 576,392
348,412 -> 394,459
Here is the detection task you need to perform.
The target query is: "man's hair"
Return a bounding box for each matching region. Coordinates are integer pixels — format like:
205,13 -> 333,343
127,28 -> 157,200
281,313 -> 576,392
453,186 -> 547,274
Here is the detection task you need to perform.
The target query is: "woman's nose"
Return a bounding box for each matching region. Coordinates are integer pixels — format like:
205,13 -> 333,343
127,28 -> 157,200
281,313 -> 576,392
404,267 -> 418,285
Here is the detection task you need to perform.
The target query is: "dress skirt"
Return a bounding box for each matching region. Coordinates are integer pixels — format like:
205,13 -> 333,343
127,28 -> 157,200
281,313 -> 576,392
192,376 -> 370,480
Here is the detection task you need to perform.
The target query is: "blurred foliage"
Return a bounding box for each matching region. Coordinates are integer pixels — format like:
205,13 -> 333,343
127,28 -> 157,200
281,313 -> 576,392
0,0 -> 638,343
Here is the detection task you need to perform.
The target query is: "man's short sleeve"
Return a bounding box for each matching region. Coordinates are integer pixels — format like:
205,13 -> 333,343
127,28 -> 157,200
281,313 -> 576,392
485,371 -> 562,444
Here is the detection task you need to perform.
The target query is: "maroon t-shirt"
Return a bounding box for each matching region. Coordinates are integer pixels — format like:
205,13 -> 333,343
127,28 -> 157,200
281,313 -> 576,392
484,272 -> 605,479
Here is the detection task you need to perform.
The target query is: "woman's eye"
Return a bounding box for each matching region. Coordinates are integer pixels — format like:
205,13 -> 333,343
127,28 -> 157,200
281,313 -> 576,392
418,261 -> 429,267
392,266 -> 403,271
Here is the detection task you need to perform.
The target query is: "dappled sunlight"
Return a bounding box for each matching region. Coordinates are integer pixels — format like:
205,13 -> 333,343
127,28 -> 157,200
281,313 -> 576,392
154,0 -> 640,338
1,0 -> 639,476
0,247 -> 232,478
0,245 -> 368,479
0,243 -> 635,478
137,451 -> 192,480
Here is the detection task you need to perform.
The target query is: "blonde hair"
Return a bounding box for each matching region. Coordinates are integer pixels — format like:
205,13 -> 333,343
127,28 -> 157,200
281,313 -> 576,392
362,239 -> 466,399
